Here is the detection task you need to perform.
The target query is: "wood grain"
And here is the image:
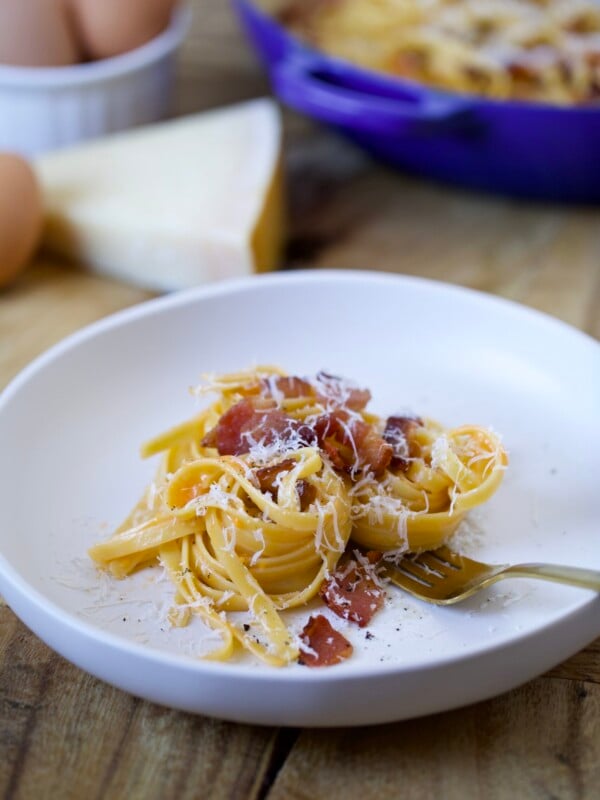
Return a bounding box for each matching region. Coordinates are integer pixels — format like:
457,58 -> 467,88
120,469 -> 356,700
1,607 -> 599,800
285,149 -> 600,334
548,638 -> 600,685
0,610 -> 279,800
269,679 -> 600,800
1,0 -> 600,798
0,260 -> 151,386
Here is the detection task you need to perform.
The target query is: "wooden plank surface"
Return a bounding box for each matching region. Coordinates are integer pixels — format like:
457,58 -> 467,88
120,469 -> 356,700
1,1 -> 600,798
269,679 -> 600,800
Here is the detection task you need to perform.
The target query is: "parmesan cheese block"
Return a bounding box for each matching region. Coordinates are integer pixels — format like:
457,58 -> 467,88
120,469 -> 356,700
36,99 -> 285,291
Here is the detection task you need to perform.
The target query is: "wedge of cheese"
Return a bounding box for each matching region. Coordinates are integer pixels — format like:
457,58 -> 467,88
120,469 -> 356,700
36,99 -> 285,291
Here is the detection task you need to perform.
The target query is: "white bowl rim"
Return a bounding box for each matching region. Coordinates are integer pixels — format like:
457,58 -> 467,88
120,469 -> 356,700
0,2 -> 192,89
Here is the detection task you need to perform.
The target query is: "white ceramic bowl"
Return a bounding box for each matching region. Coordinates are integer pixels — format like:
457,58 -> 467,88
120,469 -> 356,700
1,271 -> 599,726
0,3 -> 192,156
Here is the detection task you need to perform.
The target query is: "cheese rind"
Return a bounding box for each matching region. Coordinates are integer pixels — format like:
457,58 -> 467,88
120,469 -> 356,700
36,99 -> 285,291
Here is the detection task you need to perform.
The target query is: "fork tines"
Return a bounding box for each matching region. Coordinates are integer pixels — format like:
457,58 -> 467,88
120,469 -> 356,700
384,547 -> 463,591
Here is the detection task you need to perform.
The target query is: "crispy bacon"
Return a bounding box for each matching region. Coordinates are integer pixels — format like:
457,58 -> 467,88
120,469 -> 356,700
506,56 -> 545,87
392,49 -> 427,80
585,50 -> 600,68
254,459 -> 296,493
383,415 -> 423,471
320,554 -> 384,627
261,375 -> 315,399
261,373 -> 370,409
201,398 -> 257,454
200,426 -> 217,448
298,615 -> 353,667
202,399 -> 316,456
297,480 -> 317,511
203,375 -> 396,480
277,0 -> 338,28
345,388 -> 372,411
315,371 -> 371,411
253,459 -> 316,510
206,402 -> 391,475
320,436 -> 347,471
565,13 -> 597,35
355,421 -> 393,475
314,410 -> 392,476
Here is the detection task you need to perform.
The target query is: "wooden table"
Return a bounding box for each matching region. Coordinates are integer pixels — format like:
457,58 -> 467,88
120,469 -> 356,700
2,3 -> 600,798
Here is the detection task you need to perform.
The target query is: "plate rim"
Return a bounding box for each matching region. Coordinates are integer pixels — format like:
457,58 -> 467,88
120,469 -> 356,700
3,270 -> 599,400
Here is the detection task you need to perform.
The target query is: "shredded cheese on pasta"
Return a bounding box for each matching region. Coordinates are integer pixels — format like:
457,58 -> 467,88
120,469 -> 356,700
269,0 -> 600,104
89,366 -> 507,666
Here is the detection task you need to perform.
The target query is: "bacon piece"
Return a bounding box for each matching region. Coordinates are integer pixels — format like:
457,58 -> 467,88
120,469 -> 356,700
258,371 -> 371,411
320,555 -> 385,627
204,379 -> 387,475
506,57 -> 545,89
345,387 -> 372,411
202,399 -> 316,456
253,459 -> 316,511
297,480 -> 317,511
565,13 -> 597,34
298,615 -> 353,667
321,436 -> 347,471
201,426 -> 217,448
392,49 -> 427,80
315,371 -> 371,411
383,415 -> 423,471
247,371 -> 372,413
277,0 -> 337,28
314,410 -> 392,476
202,399 -> 260,455
585,50 -> 600,68
261,375 -> 315,400
201,398 -> 256,454
254,459 -> 296,494
356,421 -> 393,476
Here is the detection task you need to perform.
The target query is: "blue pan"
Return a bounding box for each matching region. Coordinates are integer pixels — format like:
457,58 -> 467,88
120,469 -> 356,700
234,0 -> 600,203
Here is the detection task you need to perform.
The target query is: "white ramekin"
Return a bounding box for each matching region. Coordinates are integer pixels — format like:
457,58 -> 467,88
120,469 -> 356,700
0,4 -> 192,156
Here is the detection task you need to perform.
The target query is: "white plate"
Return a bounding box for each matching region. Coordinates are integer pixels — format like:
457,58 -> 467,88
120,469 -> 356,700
1,270 -> 599,727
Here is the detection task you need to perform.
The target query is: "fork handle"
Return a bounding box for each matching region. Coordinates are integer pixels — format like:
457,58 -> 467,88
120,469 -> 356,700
506,563 -> 600,591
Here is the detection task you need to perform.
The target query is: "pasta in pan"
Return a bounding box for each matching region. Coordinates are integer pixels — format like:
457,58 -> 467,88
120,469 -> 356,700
90,367 -> 507,667
266,0 -> 600,105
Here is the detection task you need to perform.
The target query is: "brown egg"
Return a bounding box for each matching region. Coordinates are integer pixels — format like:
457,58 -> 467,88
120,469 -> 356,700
68,0 -> 176,61
0,0 -> 79,68
0,155 -> 43,289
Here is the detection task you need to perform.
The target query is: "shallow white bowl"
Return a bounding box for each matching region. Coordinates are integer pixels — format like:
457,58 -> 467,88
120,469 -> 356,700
1,270 -> 599,726
0,4 -> 191,156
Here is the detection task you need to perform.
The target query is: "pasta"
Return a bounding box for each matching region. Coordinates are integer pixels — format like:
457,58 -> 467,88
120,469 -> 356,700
350,419 -> 507,552
90,366 -> 507,666
266,0 -> 600,105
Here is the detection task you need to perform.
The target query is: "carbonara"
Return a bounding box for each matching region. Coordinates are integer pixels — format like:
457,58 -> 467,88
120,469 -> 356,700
267,0 -> 600,105
90,367 -> 507,667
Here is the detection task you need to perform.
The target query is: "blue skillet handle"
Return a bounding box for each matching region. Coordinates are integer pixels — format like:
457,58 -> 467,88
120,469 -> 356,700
272,54 -> 473,137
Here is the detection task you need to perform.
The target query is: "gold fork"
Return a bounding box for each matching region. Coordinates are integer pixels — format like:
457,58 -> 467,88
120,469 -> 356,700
381,546 -> 600,605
